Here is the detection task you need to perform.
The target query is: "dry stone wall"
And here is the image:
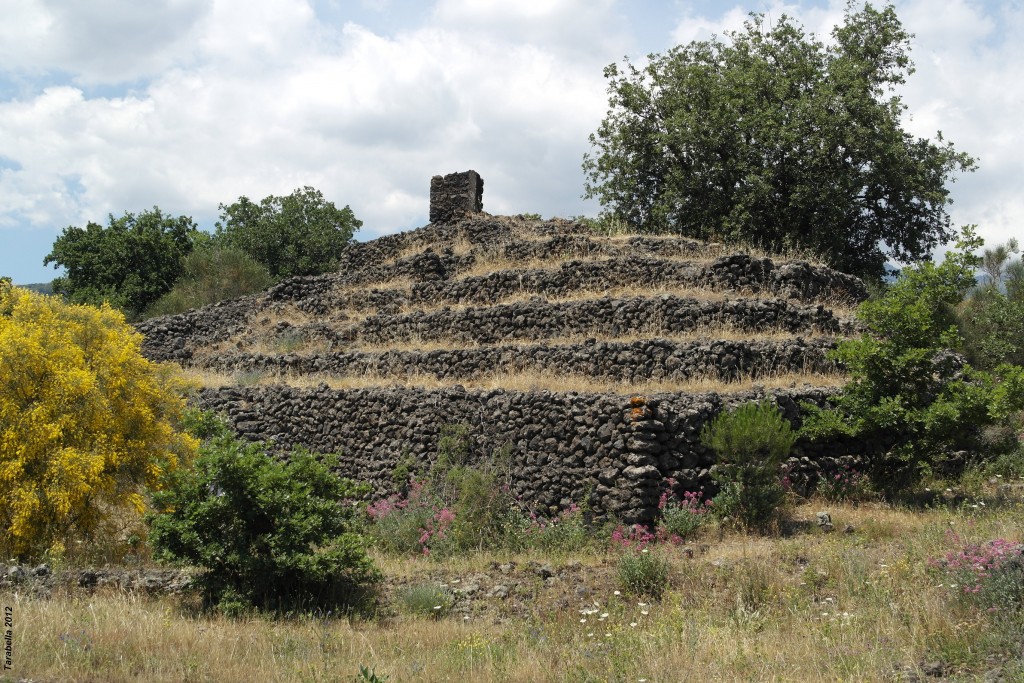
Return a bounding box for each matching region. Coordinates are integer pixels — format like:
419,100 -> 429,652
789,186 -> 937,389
194,384 -> 868,525
350,296 -> 840,347
136,219 -> 864,363
201,337 -> 836,384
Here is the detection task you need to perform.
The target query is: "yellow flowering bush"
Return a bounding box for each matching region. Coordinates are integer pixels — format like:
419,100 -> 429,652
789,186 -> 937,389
0,281 -> 197,559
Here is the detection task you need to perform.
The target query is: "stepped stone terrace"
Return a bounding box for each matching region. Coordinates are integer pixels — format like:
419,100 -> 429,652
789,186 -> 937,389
136,171 -> 868,524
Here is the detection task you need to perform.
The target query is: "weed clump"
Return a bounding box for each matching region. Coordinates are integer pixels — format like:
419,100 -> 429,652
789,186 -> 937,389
616,548 -> 671,599
397,583 -> 455,618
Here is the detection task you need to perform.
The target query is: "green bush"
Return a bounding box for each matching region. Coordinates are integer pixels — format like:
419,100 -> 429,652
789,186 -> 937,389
701,400 -> 796,531
400,426 -> 520,556
658,491 -> 712,542
148,422 -> 380,615
144,244 -> 274,318
44,207 -> 199,319
958,281 -> 1024,370
616,549 -> 670,599
367,424 -> 597,556
437,463 -> 519,553
801,228 -> 1024,496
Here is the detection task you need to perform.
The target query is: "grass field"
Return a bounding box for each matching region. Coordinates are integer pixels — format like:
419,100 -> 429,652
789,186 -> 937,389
7,495 -> 1024,683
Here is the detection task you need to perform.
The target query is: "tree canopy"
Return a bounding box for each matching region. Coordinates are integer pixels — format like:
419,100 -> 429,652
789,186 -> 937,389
215,186 -> 361,279
143,241 -> 275,318
583,2 -> 975,278
44,207 -> 198,319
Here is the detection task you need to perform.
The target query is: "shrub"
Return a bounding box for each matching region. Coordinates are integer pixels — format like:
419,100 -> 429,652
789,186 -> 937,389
44,207 -> 199,319
801,228 -> 1024,496
366,480 -> 440,555
0,283 -> 197,560
616,548 -> 670,599
931,535 -> 1024,613
657,481 -> 713,542
816,466 -> 871,503
982,449 -> 1024,481
701,400 -> 796,531
216,186 -> 361,279
147,427 -> 380,615
367,426 -> 521,557
519,504 -> 592,554
143,244 -> 274,318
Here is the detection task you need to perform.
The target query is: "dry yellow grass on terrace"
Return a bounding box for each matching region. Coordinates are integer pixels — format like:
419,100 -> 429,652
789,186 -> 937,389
181,367 -> 847,395
384,221 -> 831,273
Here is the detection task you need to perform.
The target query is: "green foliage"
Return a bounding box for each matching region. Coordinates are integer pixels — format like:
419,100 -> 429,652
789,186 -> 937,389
582,2 -> 975,279
802,229 -> 1024,496
418,426 -> 520,554
147,428 -> 380,615
367,425 -> 597,557
959,240 -> 1024,370
44,207 -> 199,319
815,465 -> 873,503
932,537 -> 1024,614
701,400 -> 796,530
354,665 -> 389,683
397,583 -> 454,618
517,505 -> 592,554
616,549 -> 671,599
658,493 -> 712,541
216,186 -> 361,279
959,292 -> 1024,369
143,244 -> 274,318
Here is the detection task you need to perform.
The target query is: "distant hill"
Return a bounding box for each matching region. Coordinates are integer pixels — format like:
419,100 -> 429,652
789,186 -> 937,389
20,282 -> 53,295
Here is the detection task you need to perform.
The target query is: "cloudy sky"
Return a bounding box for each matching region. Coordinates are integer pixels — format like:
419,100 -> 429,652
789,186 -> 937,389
1,0 -> 1020,284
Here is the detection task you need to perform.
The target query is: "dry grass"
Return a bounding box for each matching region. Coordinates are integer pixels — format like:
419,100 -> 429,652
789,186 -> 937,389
182,367 -> 847,395
11,500 -> 1024,682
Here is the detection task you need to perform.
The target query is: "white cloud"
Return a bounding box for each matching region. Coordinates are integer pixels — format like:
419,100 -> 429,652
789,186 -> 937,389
0,0 -> 209,84
433,0 -> 626,59
895,0 -> 1024,248
671,1 -> 846,46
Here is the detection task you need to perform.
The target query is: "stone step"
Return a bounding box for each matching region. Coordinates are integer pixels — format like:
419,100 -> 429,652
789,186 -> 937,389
345,294 -> 841,347
194,336 -> 839,383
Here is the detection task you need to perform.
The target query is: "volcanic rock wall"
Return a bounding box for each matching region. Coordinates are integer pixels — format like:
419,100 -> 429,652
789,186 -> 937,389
194,384 -> 856,525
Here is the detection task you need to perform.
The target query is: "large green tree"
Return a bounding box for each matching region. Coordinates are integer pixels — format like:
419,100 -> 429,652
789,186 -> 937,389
44,208 -> 198,319
583,2 -> 975,278
215,186 -> 361,279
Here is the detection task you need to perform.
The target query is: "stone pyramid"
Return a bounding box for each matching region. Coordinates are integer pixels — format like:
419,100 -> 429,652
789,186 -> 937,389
137,171 -> 866,524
